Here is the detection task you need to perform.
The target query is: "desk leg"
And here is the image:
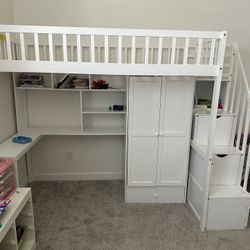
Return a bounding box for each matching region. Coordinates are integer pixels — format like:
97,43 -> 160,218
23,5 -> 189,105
14,160 -> 20,187
26,151 -> 33,183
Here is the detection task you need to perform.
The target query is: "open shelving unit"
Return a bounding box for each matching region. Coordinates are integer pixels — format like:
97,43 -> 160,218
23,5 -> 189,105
13,73 -> 128,136
0,188 -> 35,250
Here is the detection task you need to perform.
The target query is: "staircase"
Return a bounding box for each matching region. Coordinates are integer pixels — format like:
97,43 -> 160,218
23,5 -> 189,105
189,42 -> 250,230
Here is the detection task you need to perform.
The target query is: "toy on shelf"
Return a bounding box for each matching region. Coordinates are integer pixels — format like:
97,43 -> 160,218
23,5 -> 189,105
0,199 -> 11,216
12,136 -> 32,144
92,79 -> 109,89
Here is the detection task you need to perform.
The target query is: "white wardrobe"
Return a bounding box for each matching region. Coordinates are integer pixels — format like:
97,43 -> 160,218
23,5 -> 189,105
126,77 -> 195,203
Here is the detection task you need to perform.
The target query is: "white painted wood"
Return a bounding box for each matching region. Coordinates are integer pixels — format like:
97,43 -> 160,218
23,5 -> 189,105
209,39 -> 216,65
196,38 -> 203,64
104,35 -> 109,63
34,33 -> 39,61
188,175 -> 203,220
0,61 -> 219,76
118,36 -> 122,64
0,188 -> 35,248
128,77 -> 161,186
211,154 -> 242,186
192,110 -> 235,145
201,31 -> 227,231
183,38 -> 189,65
144,36 -> 149,64
0,25 -> 224,39
157,37 -> 163,64
171,37 -> 176,64
19,33 -> 26,61
131,36 -> 135,64
76,34 -> 81,63
207,195 -> 250,230
126,186 -> 185,203
62,34 -> 67,62
48,33 -> 54,62
189,147 -> 207,190
157,78 -> 194,186
5,32 -> 12,60
90,35 -> 95,63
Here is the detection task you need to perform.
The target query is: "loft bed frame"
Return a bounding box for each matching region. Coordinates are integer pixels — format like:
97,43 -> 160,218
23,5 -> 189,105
0,25 -> 249,232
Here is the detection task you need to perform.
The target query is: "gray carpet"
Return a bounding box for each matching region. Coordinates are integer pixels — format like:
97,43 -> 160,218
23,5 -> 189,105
30,181 -> 250,250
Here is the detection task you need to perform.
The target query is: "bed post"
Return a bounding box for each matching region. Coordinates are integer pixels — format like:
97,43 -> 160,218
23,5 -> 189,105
200,32 -> 227,231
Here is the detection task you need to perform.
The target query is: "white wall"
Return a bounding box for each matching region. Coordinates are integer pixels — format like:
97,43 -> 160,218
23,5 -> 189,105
0,0 -> 16,143
0,73 -> 16,142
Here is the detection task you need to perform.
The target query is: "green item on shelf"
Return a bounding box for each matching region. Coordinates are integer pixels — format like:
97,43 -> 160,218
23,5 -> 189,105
108,105 -> 112,111
198,99 -> 212,109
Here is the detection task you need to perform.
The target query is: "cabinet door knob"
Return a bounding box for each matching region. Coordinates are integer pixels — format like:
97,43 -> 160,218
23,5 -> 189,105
153,193 -> 158,199
160,132 -> 163,136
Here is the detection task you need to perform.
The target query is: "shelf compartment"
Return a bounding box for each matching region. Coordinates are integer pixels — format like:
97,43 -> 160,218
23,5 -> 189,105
82,114 -> 126,135
207,185 -> 250,230
82,91 -> 126,111
26,91 -> 81,129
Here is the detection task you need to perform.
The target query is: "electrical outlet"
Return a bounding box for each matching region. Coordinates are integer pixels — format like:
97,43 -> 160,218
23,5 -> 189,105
66,151 -> 73,161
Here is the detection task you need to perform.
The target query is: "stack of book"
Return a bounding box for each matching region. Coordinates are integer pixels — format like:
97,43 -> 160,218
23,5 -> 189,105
19,74 -> 44,88
56,74 -> 89,89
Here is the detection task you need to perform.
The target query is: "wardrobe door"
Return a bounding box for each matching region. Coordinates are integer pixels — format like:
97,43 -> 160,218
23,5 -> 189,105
128,77 -> 161,186
157,78 -> 194,186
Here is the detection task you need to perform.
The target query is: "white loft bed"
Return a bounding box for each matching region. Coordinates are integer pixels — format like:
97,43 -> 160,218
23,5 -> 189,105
0,25 -> 249,232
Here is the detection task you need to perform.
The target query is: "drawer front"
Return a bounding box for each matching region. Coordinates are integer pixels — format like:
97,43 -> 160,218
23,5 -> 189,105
126,186 -> 185,203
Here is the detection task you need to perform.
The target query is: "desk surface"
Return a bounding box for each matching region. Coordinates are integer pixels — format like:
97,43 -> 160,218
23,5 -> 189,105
0,129 -> 42,160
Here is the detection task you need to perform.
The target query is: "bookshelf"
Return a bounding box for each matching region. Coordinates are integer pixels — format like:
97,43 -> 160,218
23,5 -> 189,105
13,73 -> 128,136
0,188 -> 36,250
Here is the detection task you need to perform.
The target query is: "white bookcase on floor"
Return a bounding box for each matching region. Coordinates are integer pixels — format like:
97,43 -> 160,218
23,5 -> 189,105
0,188 -> 36,250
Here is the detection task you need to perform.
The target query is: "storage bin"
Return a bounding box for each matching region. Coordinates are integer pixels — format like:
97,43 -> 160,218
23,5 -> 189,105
0,159 -> 16,200
192,110 -> 235,145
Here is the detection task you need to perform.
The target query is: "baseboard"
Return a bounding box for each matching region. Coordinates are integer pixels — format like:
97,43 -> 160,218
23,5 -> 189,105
32,171 -> 124,181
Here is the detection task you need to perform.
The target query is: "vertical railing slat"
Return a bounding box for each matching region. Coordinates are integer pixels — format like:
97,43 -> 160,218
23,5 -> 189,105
230,81 -> 242,146
34,33 -> 40,61
144,36 -> 149,64
118,36 -> 122,64
62,34 -> 67,62
236,95 -> 246,149
183,38 -> 189,65
229,65 -> 238,113
157,37 -> 163,64
91,35 -> 95,63
104,35 -> 109,64
243,121 -> 250,190
196,38 -> 203,65
48,33 -> 54,62
131,36 -> 136,64
209,39 -> 216,65
5,32 -> 12,60
76,34 -> 81,63
20,33 -> 26,61
171,37 -> 176,64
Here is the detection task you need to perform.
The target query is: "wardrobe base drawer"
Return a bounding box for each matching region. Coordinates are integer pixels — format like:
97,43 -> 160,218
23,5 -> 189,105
125,186 -> 185,203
